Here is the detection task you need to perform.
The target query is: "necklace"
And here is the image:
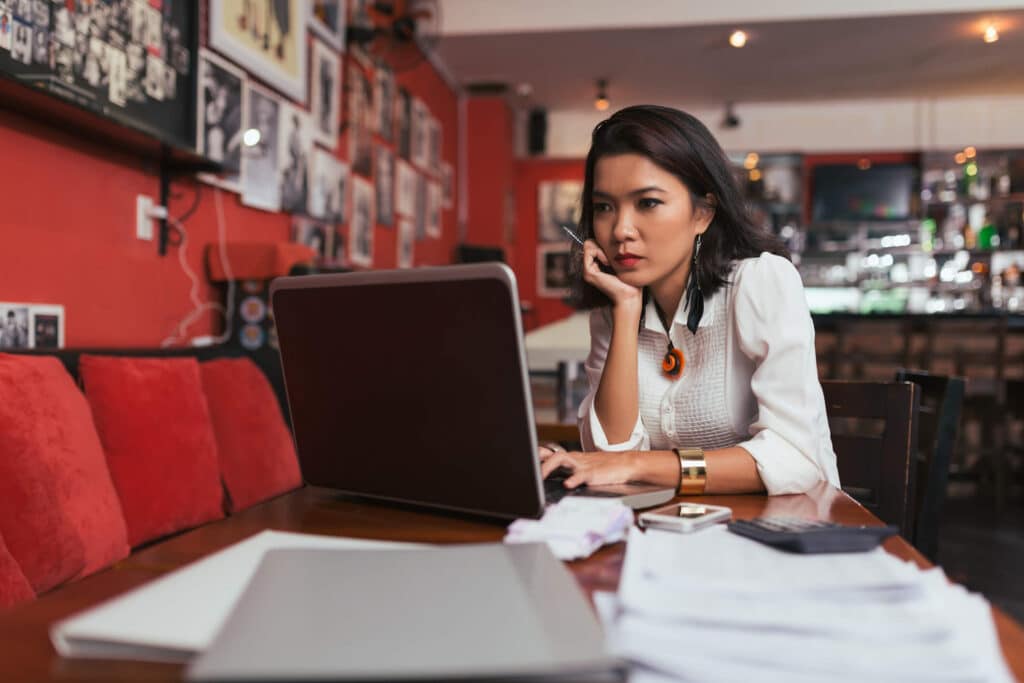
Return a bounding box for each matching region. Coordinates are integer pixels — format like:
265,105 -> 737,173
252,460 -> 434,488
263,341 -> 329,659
653,300 -> 684,380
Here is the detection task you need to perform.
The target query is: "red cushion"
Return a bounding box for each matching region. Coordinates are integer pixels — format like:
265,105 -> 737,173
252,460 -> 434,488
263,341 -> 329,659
0,355 -> 99,593
0,530 -> 34,610
80,356 -> 225,547
200,358 -> 301,511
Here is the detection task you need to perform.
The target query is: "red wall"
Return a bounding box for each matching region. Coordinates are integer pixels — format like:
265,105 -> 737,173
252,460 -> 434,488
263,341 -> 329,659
464,97 -> 517,268
0,53 -> 458,347
514,158 -> 585,331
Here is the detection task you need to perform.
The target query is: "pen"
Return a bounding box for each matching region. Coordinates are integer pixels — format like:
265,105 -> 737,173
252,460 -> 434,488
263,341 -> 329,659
561,223 -> 584,246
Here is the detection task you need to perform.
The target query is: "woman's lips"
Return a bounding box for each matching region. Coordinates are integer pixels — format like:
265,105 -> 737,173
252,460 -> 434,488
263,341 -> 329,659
615,254 -> 643,268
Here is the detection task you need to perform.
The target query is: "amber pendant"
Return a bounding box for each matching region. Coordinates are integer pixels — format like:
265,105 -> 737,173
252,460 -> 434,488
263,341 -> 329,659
661,346 -> 684,379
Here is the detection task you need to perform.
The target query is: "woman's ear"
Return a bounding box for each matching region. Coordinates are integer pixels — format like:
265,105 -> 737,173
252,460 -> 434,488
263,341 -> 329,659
695,194 -> 716,235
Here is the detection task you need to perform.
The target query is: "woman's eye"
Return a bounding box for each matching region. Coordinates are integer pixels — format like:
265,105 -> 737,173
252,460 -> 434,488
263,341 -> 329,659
593,202 -> 613,214
638,198 -> 662,209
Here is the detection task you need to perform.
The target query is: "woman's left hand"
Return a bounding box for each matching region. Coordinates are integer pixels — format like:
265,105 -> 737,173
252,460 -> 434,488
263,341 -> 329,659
538,449 -> 638,489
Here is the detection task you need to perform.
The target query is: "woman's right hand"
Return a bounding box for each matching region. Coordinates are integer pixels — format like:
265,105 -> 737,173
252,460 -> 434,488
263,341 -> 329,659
582,240 -> 642,309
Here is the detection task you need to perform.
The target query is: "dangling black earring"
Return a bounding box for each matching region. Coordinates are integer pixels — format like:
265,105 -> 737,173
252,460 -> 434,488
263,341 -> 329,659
685,234 -> 704,334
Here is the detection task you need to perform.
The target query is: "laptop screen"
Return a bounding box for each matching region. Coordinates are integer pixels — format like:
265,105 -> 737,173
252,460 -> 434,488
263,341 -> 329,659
271,265 -> 544,520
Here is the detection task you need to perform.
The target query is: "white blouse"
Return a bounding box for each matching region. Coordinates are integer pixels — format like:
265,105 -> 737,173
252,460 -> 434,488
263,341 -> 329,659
577,252 -> 841,495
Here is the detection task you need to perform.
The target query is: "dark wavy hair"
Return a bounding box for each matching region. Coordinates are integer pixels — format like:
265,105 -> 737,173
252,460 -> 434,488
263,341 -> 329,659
571,105 -> 789,310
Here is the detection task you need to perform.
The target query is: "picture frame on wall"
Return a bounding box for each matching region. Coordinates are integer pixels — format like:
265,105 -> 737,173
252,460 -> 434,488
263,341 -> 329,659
537,180 -> 583,242
309,0 -> 346,50
536,244 -> 573,298
241,83 -> 283,212
196,48 -> 247,192
209,0 -> 308,103
310,39 -> 341,149
349,176 -> 375,267
397,217 -> 415,269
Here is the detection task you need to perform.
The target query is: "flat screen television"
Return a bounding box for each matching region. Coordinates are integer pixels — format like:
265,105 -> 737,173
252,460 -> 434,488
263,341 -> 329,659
811,164 -> 917,222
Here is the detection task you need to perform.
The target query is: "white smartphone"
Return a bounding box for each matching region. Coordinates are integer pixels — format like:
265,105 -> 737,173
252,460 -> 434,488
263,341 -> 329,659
638,502 -> 732,533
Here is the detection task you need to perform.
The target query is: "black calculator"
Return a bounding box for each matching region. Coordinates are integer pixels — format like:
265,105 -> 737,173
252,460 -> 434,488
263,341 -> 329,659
727,517 -> 899,554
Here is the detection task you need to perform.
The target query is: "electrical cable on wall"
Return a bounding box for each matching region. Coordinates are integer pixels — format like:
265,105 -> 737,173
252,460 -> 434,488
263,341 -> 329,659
160,187 -> 236,348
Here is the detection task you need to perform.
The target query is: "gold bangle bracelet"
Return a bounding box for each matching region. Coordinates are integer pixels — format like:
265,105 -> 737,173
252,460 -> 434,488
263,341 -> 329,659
673,447 -> 707,495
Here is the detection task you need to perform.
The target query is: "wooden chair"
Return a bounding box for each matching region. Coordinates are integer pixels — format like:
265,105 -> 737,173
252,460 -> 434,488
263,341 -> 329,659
894,370 -> 966,562
821,380 -> 920,541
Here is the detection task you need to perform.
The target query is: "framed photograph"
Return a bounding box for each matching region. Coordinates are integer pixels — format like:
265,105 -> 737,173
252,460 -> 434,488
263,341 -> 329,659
426,180 -> 442,238
537,180 -> 583,242
349,176 -> 375,267
410,97 -> 429,169
414,173 -> 427,240
241,83 -> 283,212
291,217 -> 332,263
308,147 -> 346,223
29,305 -> 65,349
397,217 -> 415,269
376,146 -> 394,227
0,303 -> 30,349
309,0 -> 345,50
427,116 -> 442,174
537,244 -> 573,298
347,63 -> 373,177
196,48 -> 247,192
396,159 -> 416,218
278,102 -> 313,214
310,39 -> 340,149
0,303 -> 64,349
374,61 -> 395,141
441,162 -> 453,210
209,0 -> 307,103
395,87 -> 412,160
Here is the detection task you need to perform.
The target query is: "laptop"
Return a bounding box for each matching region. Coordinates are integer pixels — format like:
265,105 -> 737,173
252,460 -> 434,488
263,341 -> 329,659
270,263 -> 675,520
186,543 -> 620,681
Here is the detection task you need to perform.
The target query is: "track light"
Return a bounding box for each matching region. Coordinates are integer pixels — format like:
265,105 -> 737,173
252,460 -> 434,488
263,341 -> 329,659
594,79 -> 609,111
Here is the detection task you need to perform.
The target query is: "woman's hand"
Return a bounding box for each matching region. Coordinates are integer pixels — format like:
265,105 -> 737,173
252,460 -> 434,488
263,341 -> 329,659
538,447 -> 638,489
582,240 -> 642,310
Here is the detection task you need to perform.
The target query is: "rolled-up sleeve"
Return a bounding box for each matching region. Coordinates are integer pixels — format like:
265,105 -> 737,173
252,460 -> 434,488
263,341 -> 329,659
733,254 -> 833,495
577,309 -> 650,452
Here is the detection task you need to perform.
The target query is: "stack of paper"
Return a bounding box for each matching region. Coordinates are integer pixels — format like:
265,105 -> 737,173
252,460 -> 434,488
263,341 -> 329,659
595,526 -> 1014,682
504,497 -> 632,560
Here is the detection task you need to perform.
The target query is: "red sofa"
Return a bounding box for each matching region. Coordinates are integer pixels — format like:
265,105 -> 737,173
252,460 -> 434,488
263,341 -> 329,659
0,346 -> 301,609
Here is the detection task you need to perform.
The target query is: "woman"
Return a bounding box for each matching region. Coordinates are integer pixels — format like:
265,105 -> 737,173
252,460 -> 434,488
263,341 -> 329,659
539,105 -> 839,496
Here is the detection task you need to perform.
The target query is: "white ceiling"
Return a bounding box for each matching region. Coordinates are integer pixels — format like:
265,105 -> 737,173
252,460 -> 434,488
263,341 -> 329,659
434,5 -> 1024,111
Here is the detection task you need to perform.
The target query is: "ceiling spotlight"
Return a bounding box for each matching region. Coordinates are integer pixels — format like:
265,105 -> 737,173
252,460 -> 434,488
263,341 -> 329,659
594,79 -> 610,111
242,128 -> 261,147
983,24 -> 999,43
954,152 -> 967,164
964,146 -> 977,158
743,152 -> 759,170
729,30 -> 747,48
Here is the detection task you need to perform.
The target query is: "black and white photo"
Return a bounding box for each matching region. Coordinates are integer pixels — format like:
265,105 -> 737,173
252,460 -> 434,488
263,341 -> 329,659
537,244 -> 573,298
107,45 -> 127,107
427,115 -> 442,173
414,173 -> 427,240
349,176 -> 375,267
10,19 -> 31,65
310,39 -> 340,149
395,87 -> 412,160
241,83 -> 283,212
309,0 -> 345,50
197,48 -> 246,191
31,25 -> 47,64
441,161 -> 454,209
426,180 -> 442,238
374,60 -> 395,142
291,217 -> 332,263
278,102 -> 312,213
309,147 -> 345,223
0,11 -> 12,53
144,54 -> 166,101
375,146 -> 394,227
347,63 -> 373,177
0,306 -> 29,349
410,96 -> 429,169
537,180 -> 583,242
397,216 -> 414,269
396,159 -> 416,218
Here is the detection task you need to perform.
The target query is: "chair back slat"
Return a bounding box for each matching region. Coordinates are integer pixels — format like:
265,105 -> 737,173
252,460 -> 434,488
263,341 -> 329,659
822,380 -> 920,539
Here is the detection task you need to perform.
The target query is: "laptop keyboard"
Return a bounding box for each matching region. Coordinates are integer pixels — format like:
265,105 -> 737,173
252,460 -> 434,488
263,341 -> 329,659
543,475 -> 622,503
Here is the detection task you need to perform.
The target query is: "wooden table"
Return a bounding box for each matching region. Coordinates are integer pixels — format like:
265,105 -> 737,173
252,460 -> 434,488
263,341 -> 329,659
1,484 -> 1021,681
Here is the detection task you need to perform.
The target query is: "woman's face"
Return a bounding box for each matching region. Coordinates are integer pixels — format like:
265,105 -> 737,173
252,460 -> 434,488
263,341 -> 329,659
591,153 -> 712,294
